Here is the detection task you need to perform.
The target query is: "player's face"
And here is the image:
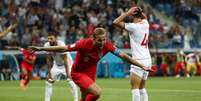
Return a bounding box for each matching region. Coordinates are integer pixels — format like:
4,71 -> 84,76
47,35 -> 56,46
93,34 -> 106,48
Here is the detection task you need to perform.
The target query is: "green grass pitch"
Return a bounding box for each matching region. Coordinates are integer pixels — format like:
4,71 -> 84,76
0,77 -> 201,101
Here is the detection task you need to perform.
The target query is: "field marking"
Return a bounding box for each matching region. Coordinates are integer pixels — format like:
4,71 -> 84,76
1,86 -> 201,93
104,88 -> 201,93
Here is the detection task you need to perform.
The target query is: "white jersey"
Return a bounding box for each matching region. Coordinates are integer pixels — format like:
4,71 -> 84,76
125,19 -> 151,60
44,40 -> 73,69
186,53 -> 198,64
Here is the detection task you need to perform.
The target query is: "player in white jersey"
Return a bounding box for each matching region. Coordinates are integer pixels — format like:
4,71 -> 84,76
113,7 -> 152,101
44,33 -> 78,101
185,52 -> 199,76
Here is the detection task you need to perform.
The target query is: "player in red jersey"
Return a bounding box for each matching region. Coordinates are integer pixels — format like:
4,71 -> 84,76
19,46 -> 36,90
30,27 -> 151,101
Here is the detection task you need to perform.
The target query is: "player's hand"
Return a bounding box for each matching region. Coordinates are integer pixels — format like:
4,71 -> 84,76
47,73 -> 54,83
7,23 -> 17,31
66,73 -> 72,81
144,66 -> 157,72
29,46 -> 42,51
126,7 -> 138,16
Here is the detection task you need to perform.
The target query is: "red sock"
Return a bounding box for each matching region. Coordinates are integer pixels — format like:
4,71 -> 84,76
85,93 -> 99,101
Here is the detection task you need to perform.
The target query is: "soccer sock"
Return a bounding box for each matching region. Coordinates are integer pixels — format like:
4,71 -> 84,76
85,93 -> 99,101
68,80 -> 78,101
140,88 -> 148,101
131,89 -> 140,101
45,81 -> 53,101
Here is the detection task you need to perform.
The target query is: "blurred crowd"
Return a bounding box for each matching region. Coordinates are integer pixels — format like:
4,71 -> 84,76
148,0 -> 201,49
0,0 -> 200,50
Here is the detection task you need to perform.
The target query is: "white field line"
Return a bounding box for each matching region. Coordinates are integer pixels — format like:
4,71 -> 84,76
1,86 -> 201,93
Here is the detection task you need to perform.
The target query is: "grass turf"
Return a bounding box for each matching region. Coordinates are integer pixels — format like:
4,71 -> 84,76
0,77 -> 201,101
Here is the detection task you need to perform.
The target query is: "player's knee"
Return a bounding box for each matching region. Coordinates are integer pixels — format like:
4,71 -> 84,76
94,87 -> 102,98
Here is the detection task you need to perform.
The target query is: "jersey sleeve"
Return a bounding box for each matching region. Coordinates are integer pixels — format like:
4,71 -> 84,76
105,41 -> 120,56
125,23 -> 136,32
65,39 -> 83,51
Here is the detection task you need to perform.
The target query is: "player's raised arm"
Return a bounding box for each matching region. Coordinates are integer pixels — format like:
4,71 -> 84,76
0,24 -> 17,38
113,7 -> 138,29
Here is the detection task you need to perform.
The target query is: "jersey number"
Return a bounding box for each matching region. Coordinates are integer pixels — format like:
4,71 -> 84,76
140,34 -> 148,48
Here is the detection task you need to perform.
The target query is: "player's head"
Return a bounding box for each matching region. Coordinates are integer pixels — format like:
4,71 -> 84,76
47,32 -> 57,46
131,7 -> 143,19
93,27 -> 107,48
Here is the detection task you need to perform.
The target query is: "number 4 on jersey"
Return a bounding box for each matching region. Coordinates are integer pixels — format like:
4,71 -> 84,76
141,33 -> 148,48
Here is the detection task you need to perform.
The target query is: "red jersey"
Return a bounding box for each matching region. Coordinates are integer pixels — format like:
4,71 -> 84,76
20,48 -> 36,69
66,38 -> 116,76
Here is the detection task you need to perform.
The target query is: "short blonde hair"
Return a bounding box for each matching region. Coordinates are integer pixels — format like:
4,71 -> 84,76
93,27 -> 106,38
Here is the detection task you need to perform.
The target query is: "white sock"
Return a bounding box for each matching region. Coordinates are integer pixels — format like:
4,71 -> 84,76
140,88 -> 148,101
131,89 -> 140,101
45,81 -> 53,101
68,80 -> 78,101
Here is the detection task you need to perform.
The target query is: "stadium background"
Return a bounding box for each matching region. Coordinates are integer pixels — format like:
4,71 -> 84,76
0,0 -> 201,101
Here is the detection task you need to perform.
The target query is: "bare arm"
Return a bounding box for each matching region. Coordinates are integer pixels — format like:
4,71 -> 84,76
63,54 -> 71,80
46,54 -> 54,82
0,24 -> 17,38
30,46 -> 68,52
113,12 -> 128,29
117,51 -> 148,71
113,7 -> 138,29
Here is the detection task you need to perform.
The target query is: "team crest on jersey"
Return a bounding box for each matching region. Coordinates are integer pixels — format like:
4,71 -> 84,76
70,44 -> 76,48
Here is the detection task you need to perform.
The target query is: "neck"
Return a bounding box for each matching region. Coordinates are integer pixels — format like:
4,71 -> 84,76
133,18 -> 141,23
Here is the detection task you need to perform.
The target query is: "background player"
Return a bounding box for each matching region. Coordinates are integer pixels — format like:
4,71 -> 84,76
174,49 -> 188,77
30,27 -> 152,101
185,51 -> 200,77
0,24 -> 17,38
44,33 -> 78,101
113,7 -> 152,101
19,45 -> 36,90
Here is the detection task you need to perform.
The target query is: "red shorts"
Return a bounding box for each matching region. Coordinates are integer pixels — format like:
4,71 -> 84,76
71,73 -> 95,92
21,63 -> 33,72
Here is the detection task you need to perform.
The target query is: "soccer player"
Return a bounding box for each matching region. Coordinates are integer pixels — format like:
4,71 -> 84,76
0,24 -> 17,38
174,49 -> 188,78
19,46 -> 36,90
113,7 -> 152,101
185,52 -> 200,77
30,27 -> 151,101
44,33 -> 78,101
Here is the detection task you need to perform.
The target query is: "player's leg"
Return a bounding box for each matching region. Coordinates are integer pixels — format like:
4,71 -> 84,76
130,72 -> 142,101
45,79 -> 54,101
61,66 -> 78,101
174,62 -> 180,77
192,64 -> 197,76
71,73 -> 101,101
45,67 -> 59,101
24,71 -> 32,86
62,66 -> 79,101
185,63 -> 191,77
84,82 -> 101,101
139,72 -> 149,101
19,67 -> 28,90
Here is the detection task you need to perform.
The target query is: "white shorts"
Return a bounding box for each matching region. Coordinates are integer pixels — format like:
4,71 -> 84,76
130,59 -> 152,80
50,64 -> 68,81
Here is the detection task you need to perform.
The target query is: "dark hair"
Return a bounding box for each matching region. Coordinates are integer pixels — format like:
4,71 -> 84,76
93,28 -> 106,38
132,7 -> 143,18
48,31 -> 57,37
